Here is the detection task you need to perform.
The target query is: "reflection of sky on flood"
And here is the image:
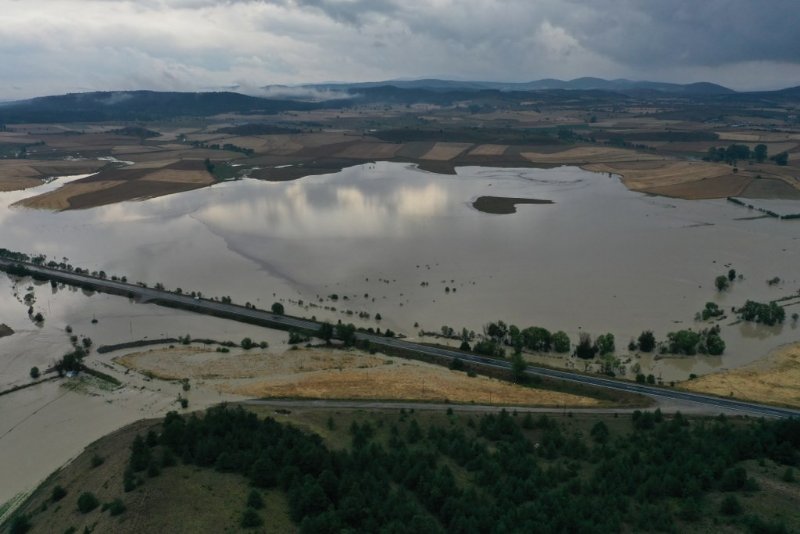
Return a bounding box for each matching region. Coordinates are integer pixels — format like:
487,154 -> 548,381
196,177 -> 451,239
186,163 -> 594,241
1,161 -> 798,383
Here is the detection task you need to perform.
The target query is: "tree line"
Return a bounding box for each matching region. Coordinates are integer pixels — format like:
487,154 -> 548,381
98,405 -> 800,533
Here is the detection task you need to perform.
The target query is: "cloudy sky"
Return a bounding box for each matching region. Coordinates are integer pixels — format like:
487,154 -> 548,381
2,0 -> 798,99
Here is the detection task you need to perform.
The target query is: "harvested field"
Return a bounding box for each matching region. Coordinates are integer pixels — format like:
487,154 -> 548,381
294,132 -> 359,148
115,346 -> 599,407
40,134 -> 138,151
0,159 -> 107,193
680,343 -> 800,409
0,133 -> 38,144
741,178 -> 800,199
16,160 -> 214,209
395,142 -> 435,159
0,176 -> 42,192
522,146 -> 665,164
239,134 -> 304,155
715,131 -> 761,142
761,142 -> 798,154
111,145 -> 168,155
334,142 -> 401,159
585,160 -> 730,189
140,168 -> 214,185
66,179 -> 207,208
644,174 -> 752,199
212,135 -> 272,151
421,142 -> 473,161
15,181 -> 122,210
468,144 -> 509,156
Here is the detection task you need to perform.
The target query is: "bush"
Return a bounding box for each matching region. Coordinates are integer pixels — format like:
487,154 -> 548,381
719,495 -> 742,516
719,466 -> 747,491
288,331 -> 309,345
123,467 -> 137,492
147,459 -> 161,478
449,358 -> 465,371
9,514 -> 31,534
29,366 -> 40,379
52,485 -> 67,502
782,468 -> 795,483
103,498 -> 126,516
247,489 -> 265,510
77,491 -> 100,513
161,448 -> 177,468
241,508 -> 264,528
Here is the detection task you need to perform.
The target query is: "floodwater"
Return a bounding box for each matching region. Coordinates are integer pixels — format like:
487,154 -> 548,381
1,162 -> 799,382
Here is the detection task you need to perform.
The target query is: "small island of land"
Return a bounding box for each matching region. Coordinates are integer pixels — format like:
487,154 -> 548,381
472,195 -> 554,214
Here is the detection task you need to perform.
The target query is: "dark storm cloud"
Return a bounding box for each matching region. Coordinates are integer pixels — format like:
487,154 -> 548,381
555,0 -> 800,66
0,0 -> 797,99
292,0 -> 399,24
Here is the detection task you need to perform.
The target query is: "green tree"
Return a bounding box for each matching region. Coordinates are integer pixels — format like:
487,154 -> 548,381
102,498 -> 127,516
574,333 -> 597,360
77,492 -> 100,513
241,508 -> 264,528
637,331 -> 656,352
271,302 -> 284,315
241,337 -> 254,349
706,333 -> 726,356
317,322 -> 334,343
596,333 -> 615,355
521,326 -> 551,351
511,352 -> 527,383
719,495 -> 742,516
29,366 -> 40,379
771,151 -> 789,166
753,144 -> 768,163
247,489 -> 264,510
552,331 -> 571,353
715,275 -> 729,291
667,329 -> 702,355
335,323 -> 357,346
590,421 -> 609,445
51,485 -> 67,502
9,514 -> 31,534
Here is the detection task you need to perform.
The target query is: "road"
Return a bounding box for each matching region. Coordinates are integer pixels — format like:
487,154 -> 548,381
4,257 -> 800,419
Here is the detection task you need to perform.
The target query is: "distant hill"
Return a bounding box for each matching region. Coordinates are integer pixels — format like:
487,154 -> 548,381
284,77 -> 736,96
0,90 -> 331,123
3,79 -> 797,124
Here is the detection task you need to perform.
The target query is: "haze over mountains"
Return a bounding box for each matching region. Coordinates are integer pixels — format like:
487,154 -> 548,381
1,77 -> 799,124
286,77 -> 738,95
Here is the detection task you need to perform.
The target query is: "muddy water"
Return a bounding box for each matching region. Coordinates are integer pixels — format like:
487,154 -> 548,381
1,162 -> 798,383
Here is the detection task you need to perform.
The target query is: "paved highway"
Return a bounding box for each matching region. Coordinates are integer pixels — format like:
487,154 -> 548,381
4,258 -> 799,419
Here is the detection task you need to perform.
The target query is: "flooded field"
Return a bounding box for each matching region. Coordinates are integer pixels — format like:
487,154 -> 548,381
1,161 -> 799,507
1,161 -> 798,383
